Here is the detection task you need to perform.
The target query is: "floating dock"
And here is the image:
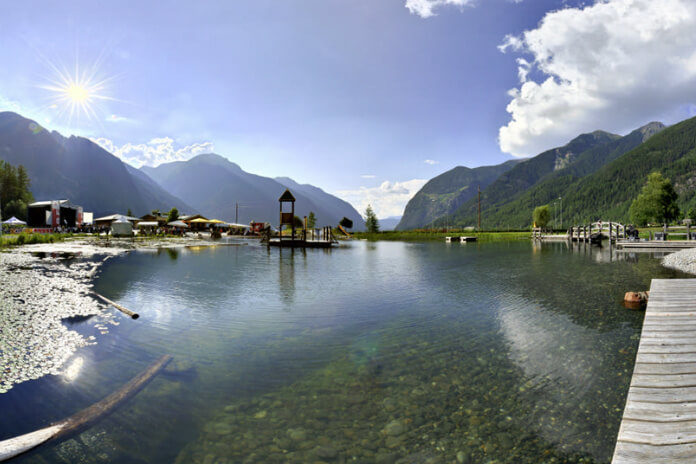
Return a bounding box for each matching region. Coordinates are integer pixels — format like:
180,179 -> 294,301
268,238 -> 334,248
445,236 -> 478,243
613,279 -> 696,463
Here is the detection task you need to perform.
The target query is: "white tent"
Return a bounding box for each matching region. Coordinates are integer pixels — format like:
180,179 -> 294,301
111,216 -> 133,237
168,220 -> 189,228
2,217 -> 27,225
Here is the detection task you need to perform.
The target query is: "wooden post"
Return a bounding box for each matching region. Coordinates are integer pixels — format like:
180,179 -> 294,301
688,223 -> 692,241
663,223 -> 667,241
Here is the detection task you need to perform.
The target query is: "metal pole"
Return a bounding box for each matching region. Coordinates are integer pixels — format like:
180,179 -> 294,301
477,185 -> 481,231
559,197 -> 562,229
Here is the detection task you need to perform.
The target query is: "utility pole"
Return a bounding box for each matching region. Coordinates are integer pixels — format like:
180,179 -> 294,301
477,185 -> 481,231
559,196 -> 563,229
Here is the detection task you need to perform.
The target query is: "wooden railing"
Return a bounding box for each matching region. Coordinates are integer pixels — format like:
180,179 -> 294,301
568,221 -> 625,242
648,224 -> 696,241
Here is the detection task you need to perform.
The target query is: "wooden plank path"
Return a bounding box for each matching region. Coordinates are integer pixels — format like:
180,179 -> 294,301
613,279 -> 696,463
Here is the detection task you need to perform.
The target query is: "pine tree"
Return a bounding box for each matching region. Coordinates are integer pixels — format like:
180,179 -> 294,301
365,205 -> 379,233
307,211 -> 316,229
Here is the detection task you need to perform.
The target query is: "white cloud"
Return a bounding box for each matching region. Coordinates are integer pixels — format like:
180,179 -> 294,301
361,174 -> 376,179
405,0 -> 473,18
0,95 -> 22,113
406,0 -> 521,18
335,179 -> 428,218
105,114 -> 132,123
499,0 -> 696,157
91,136 -> 214,168
424,159 -> 439,165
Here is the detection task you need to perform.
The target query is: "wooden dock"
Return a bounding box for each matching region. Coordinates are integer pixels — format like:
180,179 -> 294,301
613,279 -> 696,463
617,240 -> 696,250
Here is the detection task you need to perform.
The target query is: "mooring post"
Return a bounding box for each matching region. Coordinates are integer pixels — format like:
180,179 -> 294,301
663,223 -> 668,241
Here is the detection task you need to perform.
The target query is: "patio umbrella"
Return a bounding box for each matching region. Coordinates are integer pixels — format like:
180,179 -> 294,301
168,220 -> 189,228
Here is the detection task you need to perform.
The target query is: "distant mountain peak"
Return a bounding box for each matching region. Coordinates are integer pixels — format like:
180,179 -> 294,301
637,121 -> 666,141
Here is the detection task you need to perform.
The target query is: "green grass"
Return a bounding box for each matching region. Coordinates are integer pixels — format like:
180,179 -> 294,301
350,230 -> 530,242
0,232 -> 73,248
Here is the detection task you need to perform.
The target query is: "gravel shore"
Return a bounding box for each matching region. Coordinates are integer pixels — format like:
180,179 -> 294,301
0,236 -> 231,394
662,247 -> 696,275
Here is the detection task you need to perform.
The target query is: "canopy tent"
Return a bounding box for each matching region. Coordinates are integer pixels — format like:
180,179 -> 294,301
188,218 -> 213,224
168,220 -> 189,228
227,223 -> 251,228
2,217 -> 27,225
135,221 -> 158,228
111,216 -> 133,237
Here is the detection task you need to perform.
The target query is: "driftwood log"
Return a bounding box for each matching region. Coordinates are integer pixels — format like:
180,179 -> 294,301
95,293 -> 140,319
0,354 -> 172,462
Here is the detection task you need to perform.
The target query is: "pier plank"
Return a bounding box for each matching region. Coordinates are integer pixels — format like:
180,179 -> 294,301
613,279 -> 696,462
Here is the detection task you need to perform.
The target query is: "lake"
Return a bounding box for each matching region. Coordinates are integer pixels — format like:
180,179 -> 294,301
0,240 -> 686,463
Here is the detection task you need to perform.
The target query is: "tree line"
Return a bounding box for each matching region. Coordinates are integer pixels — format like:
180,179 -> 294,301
1,161 -> 33,221
533,171 -> 684,228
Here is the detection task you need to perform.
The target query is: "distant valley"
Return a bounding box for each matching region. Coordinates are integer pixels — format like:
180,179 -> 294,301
0,111 -> 365,229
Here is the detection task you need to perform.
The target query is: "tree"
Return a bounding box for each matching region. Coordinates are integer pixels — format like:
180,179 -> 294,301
0,161 -> 33,220
293,215 -> 304,229
365,205 -> 379,233
688,207 -> 696,222
629,172 -> 680,226
532,205 -> 550,228
307,211 -> 316,229
127,208 -> 133,217
151,209 -> 161,216
167,207 -> 179,223
339,217 -> 354,229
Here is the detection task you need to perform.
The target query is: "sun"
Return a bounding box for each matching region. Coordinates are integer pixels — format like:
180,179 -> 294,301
66,84 -> 90,103
38,56 -> 117,125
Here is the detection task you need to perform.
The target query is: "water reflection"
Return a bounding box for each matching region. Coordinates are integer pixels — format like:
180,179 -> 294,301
4,240 -> 689,464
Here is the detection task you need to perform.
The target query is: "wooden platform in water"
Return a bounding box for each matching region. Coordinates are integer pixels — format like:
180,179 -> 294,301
268,238 -> 334,248
613,279 -> 696,463
617,240 -> 696,250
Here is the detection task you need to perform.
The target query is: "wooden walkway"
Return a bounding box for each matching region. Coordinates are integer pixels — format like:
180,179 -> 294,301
613,279 -> 696,463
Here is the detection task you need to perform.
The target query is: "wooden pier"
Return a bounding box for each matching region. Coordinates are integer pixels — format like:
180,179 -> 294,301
613,279 -> 696,463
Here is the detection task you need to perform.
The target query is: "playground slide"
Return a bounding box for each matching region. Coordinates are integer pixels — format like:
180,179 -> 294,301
338,225 -> 352,238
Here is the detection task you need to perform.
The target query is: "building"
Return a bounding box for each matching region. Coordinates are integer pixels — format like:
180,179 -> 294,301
139,214 -> 168,226
27,200 -> 83,229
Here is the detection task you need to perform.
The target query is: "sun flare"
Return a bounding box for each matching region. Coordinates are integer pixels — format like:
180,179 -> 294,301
38,57 -> 116,124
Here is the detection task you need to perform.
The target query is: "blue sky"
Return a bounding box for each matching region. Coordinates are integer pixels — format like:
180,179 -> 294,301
2,0 -> 696,217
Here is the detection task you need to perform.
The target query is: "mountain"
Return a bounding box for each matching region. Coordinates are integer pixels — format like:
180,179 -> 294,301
142,154 -> 366,228
378,216 -> 401,231
459,122 -> 666,229
444,130 -> 622,229
539,116 -> 696,225
0,112 -> 193,217
396,160 -> 521,230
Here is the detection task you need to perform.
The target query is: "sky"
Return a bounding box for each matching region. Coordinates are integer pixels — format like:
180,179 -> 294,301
2,0 -> 696,218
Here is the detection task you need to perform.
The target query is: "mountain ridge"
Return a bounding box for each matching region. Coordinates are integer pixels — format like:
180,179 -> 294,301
142,153 -> 366,228
0,112 -> 194,217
